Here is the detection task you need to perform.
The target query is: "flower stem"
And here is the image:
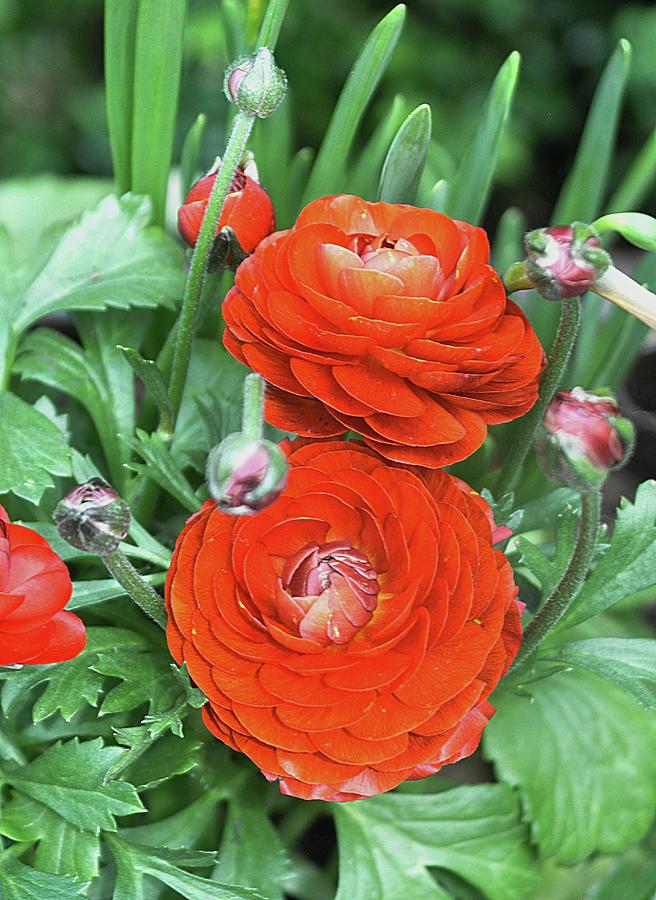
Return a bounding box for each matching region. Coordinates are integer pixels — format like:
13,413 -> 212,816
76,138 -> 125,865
494,297 -> 581,497
102,550 -> 167,629
241,372 -> 265,439
168,110 -> 255,423
509,489 -> 601,674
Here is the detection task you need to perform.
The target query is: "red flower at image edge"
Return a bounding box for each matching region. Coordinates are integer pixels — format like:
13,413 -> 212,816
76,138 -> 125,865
223,195 -> 544,468
165,440 -> 522,801
178,167 -> 275,253
0,506 -> 86,665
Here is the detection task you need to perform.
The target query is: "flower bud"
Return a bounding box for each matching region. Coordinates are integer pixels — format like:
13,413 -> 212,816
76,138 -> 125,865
207,434 -> 288,516
525,222 -> 611,301
535,387 -> 635,491
53,478 -> 131,556
178,161 -> 275,254
223,47 -> 287,118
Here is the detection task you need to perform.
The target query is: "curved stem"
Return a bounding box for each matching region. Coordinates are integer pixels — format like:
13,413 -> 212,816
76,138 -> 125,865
494,297 -> 581,497
168,110 -> 255,422
102,550 -> 167,629
509,489 -> 601,674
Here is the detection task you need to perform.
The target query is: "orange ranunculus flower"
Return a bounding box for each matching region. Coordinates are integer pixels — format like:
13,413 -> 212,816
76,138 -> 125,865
165,440 -> 522,801
222,195 -> 544,468
0,506 -> 86,665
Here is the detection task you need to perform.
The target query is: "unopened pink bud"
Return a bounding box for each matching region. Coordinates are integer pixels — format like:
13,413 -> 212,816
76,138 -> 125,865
525,223 -> 611,301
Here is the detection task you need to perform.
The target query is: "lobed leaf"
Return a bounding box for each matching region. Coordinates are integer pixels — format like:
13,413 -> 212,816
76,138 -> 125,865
0,859 -> 87,900
123,429 -> 201,512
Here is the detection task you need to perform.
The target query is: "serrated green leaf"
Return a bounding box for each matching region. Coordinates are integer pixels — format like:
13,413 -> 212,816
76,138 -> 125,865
560,480 -> 656,629
302,5 -> 406,203
485,668 -> 656,864
131,0 -> 187,225
543,638 -> 656,710
122,731 -> 202,791
215,774 -> 292,900
0,794 -> 100,881
516,503 -> 579,599
0,393 -> 71,503
334,783 -> 538,900
377,104 -> 431,204
0,627 -> 148,721
3,738 -> 144,833
14,194 -> 184,333
593,211 -> 656,251
445,52 -> 520,224
123,428 -> 201,511
119,344 -> 173,435
106,834 -> 263,900
0,858 -> 88,900
94,648 -> 183,717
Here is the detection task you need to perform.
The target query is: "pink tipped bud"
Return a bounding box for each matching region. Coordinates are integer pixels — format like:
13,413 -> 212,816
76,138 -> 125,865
53,478 -> 131,555
207,434 -> 288,516
223,47 -> 287,118
536,387 -> 635,490
525,222 -> 611,301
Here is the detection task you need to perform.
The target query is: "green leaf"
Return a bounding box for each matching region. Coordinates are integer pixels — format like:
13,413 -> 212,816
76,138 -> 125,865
0,627 -> 147,723
14,194 -> 184,333
104,0 -> 139,194
106,834 -> 263,900
377,104 -> 431,204
0,393 -> 71,503
131,0 -> 188,225
93,648 -> 184,717
122,730 -> 202,791
256,0 -> 290,49
123,428 -> 201,512
593,211 -> 656,251
119,345 -> 173,435
552,40 -> 632,225
0,794 -> 100,881
560,480 -> 656,629
515,504 -> 579,599
348,94 -> 408,198
3,738 -> 144,833
302,5 -> 406,203
445,52 -> 520,224
0,858 -> 87,900
334,783 -> 538,900
119,786 -> 224,848
484,668 -> 656,864
543,638 -> 656,710
492,206 -> 526,274
607,125 -> 656,214
180,113 -> 207,197
215,774 -> 292,899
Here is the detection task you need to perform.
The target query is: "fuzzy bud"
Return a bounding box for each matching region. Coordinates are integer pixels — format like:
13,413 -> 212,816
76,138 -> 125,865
207,434 -> 288,516
53,478 -> 131,556
525,222 -> 611,301
535,387 -> 635,491
224,47 -> 287,118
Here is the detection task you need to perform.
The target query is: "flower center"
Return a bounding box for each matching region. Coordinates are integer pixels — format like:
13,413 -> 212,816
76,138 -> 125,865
282,541 -> 380,645
348,233 -> 419,274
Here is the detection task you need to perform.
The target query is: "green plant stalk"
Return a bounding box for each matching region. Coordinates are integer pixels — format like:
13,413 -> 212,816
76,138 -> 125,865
168,110 -> 256,422
256,0 -> 290,48
509,489 -> 601,673
494,298 -> 581,496
102,550 -> 167,629
241,373 -> 265,439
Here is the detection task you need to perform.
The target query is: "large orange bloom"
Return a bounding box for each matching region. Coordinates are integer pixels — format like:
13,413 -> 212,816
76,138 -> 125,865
223,195 -> 543,468
165,441 -> 522,801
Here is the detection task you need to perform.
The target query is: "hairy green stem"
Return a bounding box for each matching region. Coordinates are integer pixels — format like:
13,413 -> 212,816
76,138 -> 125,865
241,372 -> 265,439
494,298 -> 581,496
509,489 -> 601,674
102,550 -> 167,629
168,111 -> 256,422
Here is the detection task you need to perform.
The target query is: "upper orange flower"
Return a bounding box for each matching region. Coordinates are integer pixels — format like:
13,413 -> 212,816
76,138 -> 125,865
0,506 -> 86,665
223,195 -> 544,467
165,440 -> 522,801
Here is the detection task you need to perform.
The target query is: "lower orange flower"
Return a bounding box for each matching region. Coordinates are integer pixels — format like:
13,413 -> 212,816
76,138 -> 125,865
166,441 -> 521,800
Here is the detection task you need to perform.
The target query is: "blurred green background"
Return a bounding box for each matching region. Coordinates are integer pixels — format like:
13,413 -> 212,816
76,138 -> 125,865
1,0 -> 655,227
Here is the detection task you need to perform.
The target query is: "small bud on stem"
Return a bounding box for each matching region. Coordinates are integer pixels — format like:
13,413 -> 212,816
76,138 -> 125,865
53,478 -> 130,556
224,47 -> 287,118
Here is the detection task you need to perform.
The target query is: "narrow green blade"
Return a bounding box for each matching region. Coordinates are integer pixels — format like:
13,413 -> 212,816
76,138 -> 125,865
252,93 -> 293,213
446,51 -> 520,225
302,5 -> 406,204
131,0 -> 188,226
552,39 -> 632,225
104,0 -> 139,194
377,104 -> 431,204
256,0 -> 290,49
278,147 -> 314,228
348,94 -> 408,199
493,207 -> 526,274
607,126 -> 656,214
180,113 -> 207,199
